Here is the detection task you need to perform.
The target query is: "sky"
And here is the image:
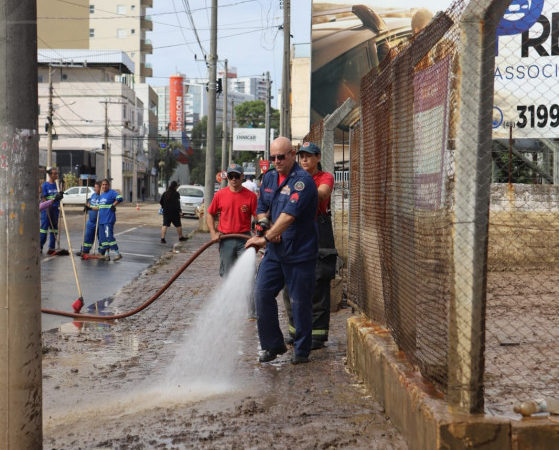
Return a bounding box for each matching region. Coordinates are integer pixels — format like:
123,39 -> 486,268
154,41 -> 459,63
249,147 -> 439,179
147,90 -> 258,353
147,0 -> 312,106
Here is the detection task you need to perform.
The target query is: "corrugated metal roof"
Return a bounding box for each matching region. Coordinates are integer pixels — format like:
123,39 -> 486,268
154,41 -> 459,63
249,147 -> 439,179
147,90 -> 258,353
37,49 -> 135,74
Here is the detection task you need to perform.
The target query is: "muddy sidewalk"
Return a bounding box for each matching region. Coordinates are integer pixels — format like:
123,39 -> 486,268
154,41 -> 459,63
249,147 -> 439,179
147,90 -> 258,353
42,232 -> 406,449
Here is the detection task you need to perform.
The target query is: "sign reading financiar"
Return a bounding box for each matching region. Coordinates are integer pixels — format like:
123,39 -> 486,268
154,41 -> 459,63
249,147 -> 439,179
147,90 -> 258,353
494,0 -> 559,138
232,128 -> 267,152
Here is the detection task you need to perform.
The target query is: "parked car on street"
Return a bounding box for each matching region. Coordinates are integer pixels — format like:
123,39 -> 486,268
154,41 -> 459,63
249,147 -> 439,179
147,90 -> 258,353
178,185 -> 204,217
62,186 -> 95,205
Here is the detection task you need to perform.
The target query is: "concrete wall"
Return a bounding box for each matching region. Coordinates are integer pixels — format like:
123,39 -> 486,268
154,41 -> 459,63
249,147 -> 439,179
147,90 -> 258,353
489,184 -> 559,270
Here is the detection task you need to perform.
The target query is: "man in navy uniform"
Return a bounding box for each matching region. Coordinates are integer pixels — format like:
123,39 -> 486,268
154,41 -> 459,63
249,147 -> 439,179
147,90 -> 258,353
245,136 -> 318,364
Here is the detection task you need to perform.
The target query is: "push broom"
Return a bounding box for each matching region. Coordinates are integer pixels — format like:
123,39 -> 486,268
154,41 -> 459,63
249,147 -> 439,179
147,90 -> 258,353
56,180 -> 85,313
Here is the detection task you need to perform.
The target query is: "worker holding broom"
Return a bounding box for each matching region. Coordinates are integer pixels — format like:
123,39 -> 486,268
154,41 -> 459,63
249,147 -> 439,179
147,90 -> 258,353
98,179 -> 123,261
40,167 -> 63,255
77,180 -> 101,257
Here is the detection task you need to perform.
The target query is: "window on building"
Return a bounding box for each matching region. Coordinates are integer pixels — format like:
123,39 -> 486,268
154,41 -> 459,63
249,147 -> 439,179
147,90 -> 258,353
117,29 -> 127,38
131,4 -> 135,10
89,28 -> 95,38
89,4 -> 95,13
38,75 -> 43,83
61,74 -> 68,81
117,5 -> 126,14
131,29 -> 135,34
123,104 -> 127,119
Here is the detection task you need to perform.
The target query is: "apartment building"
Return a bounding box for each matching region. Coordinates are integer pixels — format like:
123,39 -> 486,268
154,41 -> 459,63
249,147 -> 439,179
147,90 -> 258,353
38,50 -> 153,200
37,0 -> 154,82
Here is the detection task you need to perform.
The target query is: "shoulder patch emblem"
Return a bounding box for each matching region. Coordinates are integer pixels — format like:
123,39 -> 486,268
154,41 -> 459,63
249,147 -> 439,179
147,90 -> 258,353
294,181 -> 305,191
280,185 -> 291,195
289,193 -> 299,203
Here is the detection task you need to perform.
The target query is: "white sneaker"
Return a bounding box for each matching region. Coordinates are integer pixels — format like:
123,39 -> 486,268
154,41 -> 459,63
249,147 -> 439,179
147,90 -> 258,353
113,253 -> 122,261
104,253 -> 110,261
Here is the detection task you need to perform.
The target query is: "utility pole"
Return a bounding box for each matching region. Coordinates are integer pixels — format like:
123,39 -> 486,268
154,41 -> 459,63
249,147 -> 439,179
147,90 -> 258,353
229,99 -> 235,165
221,59 -> 228,188
103,100 -> 110,180
0,0 -> 43,447
265,70 -> 271,160
280,0 -> 291,139
203,0 -> 218,231
47,65 -> 54,169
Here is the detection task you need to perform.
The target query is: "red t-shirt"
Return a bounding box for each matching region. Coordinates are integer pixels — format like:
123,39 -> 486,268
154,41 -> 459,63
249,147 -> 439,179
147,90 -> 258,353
207,186 -> 257,234
313,171 -> 334,215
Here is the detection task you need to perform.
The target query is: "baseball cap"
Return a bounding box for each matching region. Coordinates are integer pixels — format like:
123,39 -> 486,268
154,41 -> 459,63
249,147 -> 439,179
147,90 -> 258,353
297,141 -> 321,155
226,163 -> 244,175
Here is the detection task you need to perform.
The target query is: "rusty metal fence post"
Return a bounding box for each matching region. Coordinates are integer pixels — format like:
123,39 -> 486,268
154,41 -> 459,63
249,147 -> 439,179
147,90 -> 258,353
449,0 -> 512,413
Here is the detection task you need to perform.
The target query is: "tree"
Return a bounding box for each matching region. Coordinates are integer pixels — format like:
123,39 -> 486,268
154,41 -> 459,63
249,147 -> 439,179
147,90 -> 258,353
235,100 -> 279,130
189,116 -> 223,185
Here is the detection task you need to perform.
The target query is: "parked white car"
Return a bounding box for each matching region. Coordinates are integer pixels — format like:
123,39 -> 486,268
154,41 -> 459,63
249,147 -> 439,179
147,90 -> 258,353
178,185 -> 204,217
62,186 -> 95,205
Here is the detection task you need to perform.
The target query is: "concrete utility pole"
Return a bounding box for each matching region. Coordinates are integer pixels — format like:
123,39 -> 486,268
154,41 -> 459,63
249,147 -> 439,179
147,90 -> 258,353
0,0 -> 43,447
221,59 -> 229,188
229,99 -> 235,165
47,65 -> 54,169
265,70 -> 271,160
103,100 -> 110,180
280,0 -> 291,139
203,0 -> 218,230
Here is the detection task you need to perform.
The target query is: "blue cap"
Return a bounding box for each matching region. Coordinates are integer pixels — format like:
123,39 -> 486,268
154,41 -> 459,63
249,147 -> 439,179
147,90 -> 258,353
297,141 -> 321,155
226,163 -> 244,175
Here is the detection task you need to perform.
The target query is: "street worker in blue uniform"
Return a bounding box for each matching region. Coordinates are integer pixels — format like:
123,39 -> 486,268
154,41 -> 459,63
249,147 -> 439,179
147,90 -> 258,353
98,179 -> 123,261
40,167 -> 62,254
78,181 -> 101,256
245,136 -> 318,365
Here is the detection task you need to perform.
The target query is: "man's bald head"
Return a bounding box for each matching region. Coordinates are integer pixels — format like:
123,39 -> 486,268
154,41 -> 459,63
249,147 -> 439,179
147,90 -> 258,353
270,136 -> 295,175
271,136 -> 292,153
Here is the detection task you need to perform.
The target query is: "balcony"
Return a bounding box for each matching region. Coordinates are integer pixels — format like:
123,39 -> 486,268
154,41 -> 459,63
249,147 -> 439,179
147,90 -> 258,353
141,39 -> 153,54
141,15 -> 153,31
141,0 -> 153,7
141,63 -> 153,78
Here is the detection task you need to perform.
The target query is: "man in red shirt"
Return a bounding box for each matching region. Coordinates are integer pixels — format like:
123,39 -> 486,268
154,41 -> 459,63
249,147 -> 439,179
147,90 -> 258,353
283,141 -> 337,349
207,163 -> 258,277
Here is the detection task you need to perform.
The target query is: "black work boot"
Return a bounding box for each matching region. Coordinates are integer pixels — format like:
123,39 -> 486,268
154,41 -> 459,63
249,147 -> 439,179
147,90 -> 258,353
258,344 -> 288,363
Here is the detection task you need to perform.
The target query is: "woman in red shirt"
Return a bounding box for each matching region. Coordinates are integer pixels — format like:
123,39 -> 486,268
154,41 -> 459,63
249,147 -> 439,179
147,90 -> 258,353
284,142 -> 337,350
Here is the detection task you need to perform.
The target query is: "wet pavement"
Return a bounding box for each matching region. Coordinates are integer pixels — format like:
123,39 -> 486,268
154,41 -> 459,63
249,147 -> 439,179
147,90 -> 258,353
42,231 -> 407,449
41,203 -> 198,331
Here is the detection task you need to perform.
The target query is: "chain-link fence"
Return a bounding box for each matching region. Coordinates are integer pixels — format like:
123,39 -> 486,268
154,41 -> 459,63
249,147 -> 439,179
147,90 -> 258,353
311,0 -> 559,416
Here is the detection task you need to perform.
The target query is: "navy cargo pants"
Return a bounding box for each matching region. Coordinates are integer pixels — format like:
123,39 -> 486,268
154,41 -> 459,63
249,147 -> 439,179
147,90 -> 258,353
255,255 -> 315,358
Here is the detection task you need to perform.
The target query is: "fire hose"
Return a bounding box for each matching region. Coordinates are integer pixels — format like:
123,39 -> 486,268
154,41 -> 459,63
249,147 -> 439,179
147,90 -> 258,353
41,233 -> 253,321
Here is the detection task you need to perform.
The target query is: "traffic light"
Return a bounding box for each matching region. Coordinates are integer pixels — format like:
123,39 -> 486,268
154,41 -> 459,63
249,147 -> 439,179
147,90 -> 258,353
217,78 -> 223,94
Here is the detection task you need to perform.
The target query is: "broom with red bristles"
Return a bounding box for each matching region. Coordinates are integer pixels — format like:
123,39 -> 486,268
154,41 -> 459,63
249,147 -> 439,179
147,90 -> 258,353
55,180 -> 85,313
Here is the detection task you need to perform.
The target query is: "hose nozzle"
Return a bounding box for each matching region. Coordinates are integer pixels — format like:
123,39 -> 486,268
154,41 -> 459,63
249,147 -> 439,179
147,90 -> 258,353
255,218 -> 270,237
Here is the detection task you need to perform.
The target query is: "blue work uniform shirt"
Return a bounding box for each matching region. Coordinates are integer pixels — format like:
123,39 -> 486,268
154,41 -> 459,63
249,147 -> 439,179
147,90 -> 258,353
41,181 -> 59,208
87,193 -> 100,222
98,190 -> 123,224
257,163 -> 318,263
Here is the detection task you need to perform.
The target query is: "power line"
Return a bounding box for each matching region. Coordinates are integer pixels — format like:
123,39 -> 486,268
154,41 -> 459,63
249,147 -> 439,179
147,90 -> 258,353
182,0 -> 207,58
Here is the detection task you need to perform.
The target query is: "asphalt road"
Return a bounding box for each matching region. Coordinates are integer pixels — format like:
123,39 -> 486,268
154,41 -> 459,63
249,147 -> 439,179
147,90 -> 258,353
40,204 -> 200,331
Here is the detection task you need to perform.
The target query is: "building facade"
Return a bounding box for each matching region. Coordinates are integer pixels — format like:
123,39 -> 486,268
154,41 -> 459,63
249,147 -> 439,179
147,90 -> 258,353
37,0 -> 154,82
38,50 -> 154,200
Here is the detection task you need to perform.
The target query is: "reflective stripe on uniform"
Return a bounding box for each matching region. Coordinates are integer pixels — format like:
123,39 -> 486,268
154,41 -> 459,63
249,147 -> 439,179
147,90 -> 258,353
288,324 -> 296,334
107,241 -> 117,246
98,204 -> 112,209
312,329 -> 328,336
83,243 -> 92,248
40,229 -> 48,234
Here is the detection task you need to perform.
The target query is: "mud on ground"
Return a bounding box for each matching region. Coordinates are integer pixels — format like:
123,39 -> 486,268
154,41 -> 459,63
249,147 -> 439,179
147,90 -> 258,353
42,232 -> 406,449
